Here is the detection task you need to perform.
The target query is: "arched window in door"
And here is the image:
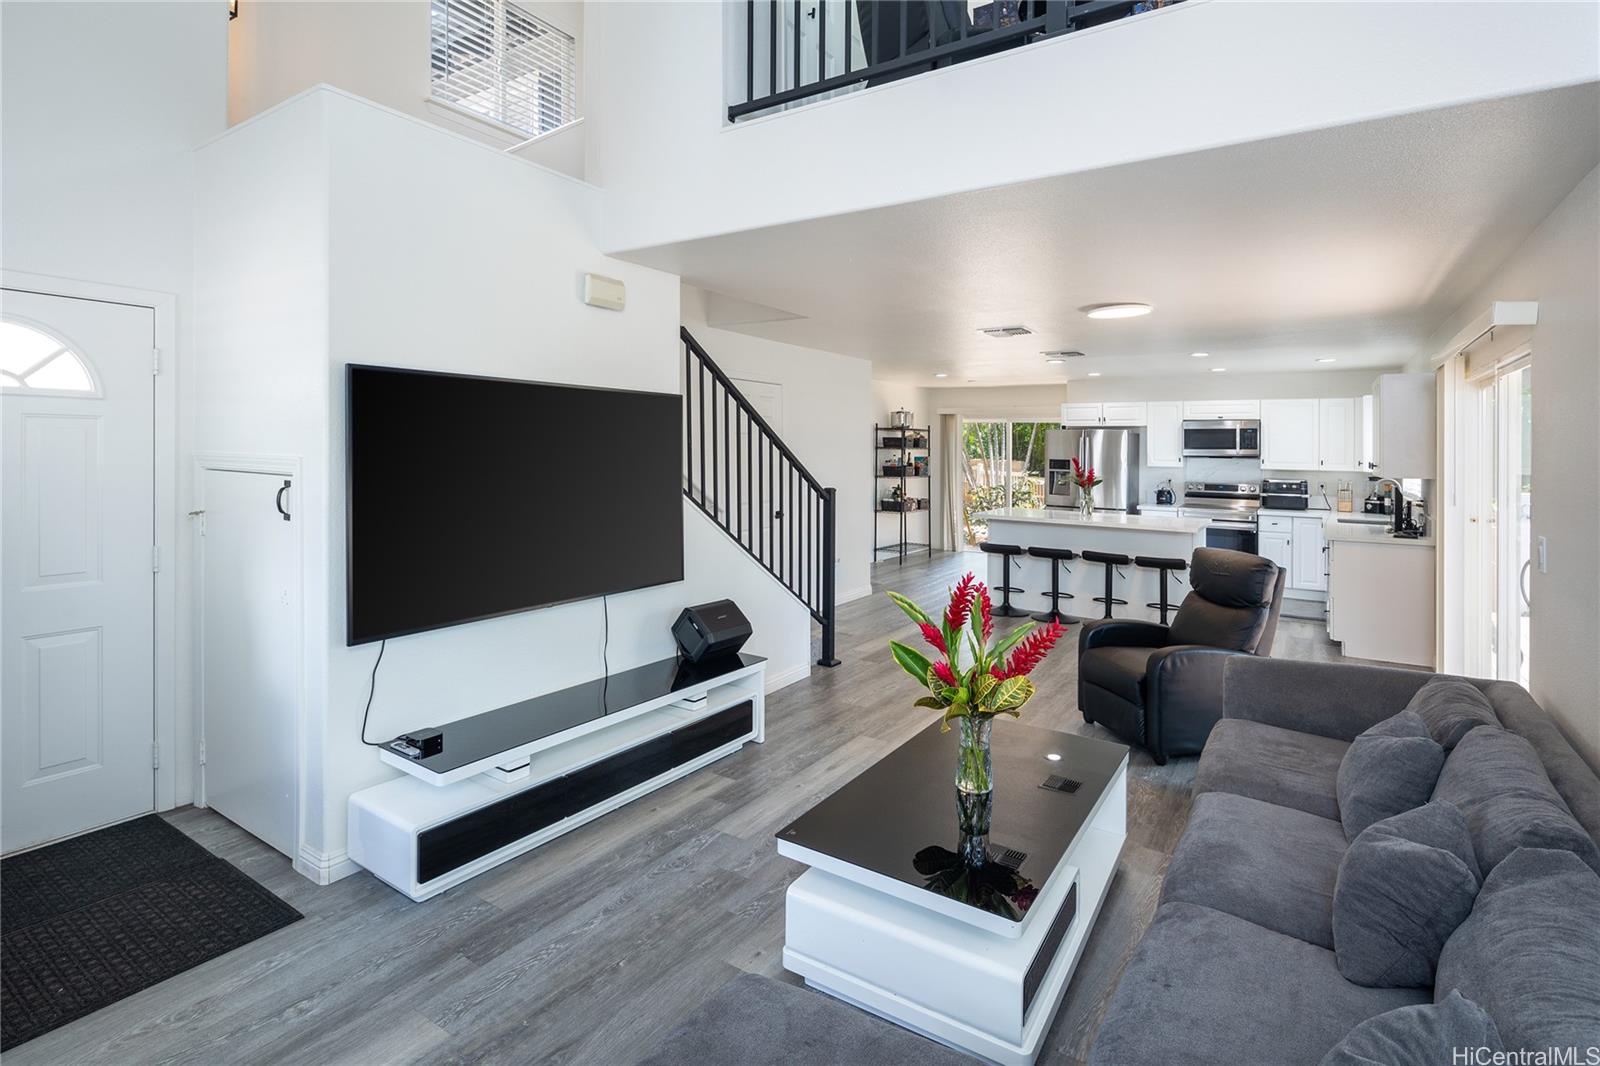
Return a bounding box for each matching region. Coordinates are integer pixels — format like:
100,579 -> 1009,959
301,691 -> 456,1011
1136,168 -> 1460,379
0,318 -> 101,395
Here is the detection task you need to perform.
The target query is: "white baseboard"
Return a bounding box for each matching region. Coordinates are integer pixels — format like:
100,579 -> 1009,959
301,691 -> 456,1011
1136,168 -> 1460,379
765,662 -> 811,693
837,583 -> 873,605
295,843 -> 362,885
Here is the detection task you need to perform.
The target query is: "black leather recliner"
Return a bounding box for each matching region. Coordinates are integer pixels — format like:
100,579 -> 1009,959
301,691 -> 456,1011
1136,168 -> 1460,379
1077,547 -> 1286,764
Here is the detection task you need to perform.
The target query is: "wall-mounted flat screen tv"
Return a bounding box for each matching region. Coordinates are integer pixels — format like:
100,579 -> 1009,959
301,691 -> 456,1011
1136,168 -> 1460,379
346,364 -> 684,645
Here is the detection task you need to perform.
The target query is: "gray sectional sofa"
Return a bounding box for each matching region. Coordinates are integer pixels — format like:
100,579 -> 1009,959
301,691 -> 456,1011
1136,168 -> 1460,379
1090,657 -> 1600,1065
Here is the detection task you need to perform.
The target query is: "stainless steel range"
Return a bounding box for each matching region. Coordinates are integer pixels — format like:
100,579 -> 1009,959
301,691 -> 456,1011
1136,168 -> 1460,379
1180,481 -> 1261,554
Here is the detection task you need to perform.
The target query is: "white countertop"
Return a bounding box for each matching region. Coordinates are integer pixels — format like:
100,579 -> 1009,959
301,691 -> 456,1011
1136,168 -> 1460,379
977,508 -> 1209,534
1324,520 -> 1435,548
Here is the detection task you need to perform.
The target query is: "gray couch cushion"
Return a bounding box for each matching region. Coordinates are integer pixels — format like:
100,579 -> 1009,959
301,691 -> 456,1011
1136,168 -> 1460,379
1088,902 -> 1428,1066
1319,991 -> 1502,1066
1432,726 -> 1600,877
1336,710 -> 1445,841
1405,677 -> 1498,750
1163,791 -> 1346,949
1483,679 -> 1600,845
1332,802 -> 1480,988
1435,848 -> 1600,1053
1195,718 -> 1348,822
1080,645 -> 1156,707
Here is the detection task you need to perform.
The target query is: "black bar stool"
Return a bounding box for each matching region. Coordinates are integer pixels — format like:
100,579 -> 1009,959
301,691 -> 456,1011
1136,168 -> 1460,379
1080,550 -> 1131,619
1135,555 -> 1188,625
1026,546 -> 1077,624
979,542 -> 1029,617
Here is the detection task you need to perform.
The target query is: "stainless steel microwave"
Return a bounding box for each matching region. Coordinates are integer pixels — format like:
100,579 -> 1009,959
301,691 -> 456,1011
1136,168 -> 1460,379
1182,420 -> 1260,458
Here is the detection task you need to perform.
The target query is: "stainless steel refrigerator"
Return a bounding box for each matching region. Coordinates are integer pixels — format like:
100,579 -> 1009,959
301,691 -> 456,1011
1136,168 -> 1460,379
1045,428 -> 1142,511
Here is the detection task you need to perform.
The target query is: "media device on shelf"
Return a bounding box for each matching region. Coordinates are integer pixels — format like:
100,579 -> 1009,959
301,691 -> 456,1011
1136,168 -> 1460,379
344,364 -> 684,645
672,599 -> 752,664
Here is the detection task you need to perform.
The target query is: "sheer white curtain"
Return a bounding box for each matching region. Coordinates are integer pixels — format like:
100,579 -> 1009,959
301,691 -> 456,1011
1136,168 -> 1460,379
939,413 -> 963,551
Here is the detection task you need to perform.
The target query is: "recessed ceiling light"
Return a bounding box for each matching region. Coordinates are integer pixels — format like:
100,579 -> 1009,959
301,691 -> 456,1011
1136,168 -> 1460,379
1087,372 -> 1102,377
1045,358 -> 1066,365
978,324 -> 1033,338
1210,367 -> 1227,373
1083,303 -> 1153,320
1316,357 -> 1337,364
933,372 -> 948,378
1190,352 -> 1209,359
1046,753 -> 1062,762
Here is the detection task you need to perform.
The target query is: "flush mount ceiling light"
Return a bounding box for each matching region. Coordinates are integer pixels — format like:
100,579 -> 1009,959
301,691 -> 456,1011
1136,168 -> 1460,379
1087,372 -> 1102,377
1082,303 -> 1153,320
1045,358 -> 1066,366
933,372 -> 949,378
1316,357 -> 1338,364
978,324 -> 1033,338
1190,352 -> 1209,359
1210,367 -> 1228,373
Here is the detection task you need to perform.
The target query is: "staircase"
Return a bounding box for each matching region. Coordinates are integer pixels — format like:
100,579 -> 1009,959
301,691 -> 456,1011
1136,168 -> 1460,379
681,327 -> 839,667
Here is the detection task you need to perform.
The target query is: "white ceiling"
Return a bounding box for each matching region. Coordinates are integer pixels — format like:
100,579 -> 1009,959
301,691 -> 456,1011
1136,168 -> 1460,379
619,84 -> 1599,385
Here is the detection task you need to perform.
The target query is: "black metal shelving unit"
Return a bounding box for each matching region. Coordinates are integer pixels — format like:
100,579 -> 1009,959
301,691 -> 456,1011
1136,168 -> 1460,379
873,423 -> 933,564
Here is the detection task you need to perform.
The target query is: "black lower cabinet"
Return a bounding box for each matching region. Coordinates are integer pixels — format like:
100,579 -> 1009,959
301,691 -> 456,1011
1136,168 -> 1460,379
417,701 -> 755,884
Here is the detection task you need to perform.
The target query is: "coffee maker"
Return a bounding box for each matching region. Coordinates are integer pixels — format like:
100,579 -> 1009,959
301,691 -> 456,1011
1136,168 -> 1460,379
1155,480 -> 1175,506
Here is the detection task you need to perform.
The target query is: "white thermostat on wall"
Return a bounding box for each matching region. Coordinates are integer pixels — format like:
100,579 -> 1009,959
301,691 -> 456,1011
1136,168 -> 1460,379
583,273 -> 626,311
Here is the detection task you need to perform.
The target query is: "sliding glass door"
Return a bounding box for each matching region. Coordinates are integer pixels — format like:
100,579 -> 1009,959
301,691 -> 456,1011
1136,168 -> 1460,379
1468,356 -> 1532,686
960,420 -> 1052,545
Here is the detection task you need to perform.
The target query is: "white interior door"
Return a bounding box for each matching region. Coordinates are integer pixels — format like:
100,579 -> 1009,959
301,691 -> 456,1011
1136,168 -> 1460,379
200,467 -> 300,858
1,289 -> 155,853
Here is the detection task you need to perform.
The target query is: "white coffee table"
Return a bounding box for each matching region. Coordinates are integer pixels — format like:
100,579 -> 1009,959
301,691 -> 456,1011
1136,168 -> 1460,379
777,721 -> 1129,1066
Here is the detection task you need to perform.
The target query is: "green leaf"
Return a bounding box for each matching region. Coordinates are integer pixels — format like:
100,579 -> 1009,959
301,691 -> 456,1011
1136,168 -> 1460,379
889,640 -> 933,690
992,621 -> 1036,660
972,672 -> 998,705
885,591 -> 931,627
939,703 -> 972,732
988,675 -> 1035,712
913,695 -> 948,710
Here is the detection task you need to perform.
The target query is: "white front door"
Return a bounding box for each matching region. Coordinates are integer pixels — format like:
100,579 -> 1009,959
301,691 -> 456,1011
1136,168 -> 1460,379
1,289 -> 156,853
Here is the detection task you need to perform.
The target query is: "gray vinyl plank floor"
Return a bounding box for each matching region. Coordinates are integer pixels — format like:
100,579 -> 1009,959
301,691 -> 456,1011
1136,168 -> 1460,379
6,550 -> 1361,1066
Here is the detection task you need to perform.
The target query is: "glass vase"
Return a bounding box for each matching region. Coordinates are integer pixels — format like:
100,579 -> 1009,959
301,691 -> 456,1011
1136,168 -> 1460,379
955,716 -> 994,796
1080,491 -> 1095,519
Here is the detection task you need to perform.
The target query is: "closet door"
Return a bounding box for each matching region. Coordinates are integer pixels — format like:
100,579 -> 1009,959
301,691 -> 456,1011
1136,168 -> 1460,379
200,466 -> 300,858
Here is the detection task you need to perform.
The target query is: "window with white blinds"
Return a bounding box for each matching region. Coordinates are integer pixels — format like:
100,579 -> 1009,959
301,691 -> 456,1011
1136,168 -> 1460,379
429,0 -> 577,137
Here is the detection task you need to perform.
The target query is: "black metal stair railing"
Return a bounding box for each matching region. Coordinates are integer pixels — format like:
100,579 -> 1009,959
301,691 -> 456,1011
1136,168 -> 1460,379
731,0 -> 1181,121
681,327 -> 840,667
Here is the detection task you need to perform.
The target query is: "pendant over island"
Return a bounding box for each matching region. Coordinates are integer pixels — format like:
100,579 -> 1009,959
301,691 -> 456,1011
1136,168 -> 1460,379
975,509 -> 1208,626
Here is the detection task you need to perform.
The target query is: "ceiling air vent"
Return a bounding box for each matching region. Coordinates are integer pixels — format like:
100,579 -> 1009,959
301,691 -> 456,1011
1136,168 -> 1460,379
978,325 -> 1033,338
1042,350 -> 1086,359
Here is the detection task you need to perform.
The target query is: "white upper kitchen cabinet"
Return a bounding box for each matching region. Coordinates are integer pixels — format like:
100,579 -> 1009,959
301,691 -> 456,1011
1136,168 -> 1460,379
1145,401 -> 1184,467
1317,397 -> 1361,471
1182,399 -> 1260,421
1364,373 -> 1436,478
1061,402 -> 1146,427
1062,402 -> 1105,426
1291,516 -> 1328,591
1260,398 -> 1320,470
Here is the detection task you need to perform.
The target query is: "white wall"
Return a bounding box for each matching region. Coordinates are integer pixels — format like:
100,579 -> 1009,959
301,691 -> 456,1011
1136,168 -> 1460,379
586,0 -> 1600,253
195,88 -> 816,878
1414,166 -> 1600,768
2,0 -> 229,810
228,0 -> 586,178
682,286 -> 874,601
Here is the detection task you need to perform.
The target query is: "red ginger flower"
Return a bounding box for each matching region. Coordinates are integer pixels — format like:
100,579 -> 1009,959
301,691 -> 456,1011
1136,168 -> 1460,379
1005,622 -> 1066,677
919,621 -> 947,656
932,660 -> 959,688
990,663 -> 1008,681
979,584 -> 993,641
944,572 -> 978,630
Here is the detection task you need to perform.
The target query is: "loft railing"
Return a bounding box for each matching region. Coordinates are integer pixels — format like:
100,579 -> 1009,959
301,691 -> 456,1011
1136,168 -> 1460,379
730,0 -> 1180,121
681,327 -> 840,667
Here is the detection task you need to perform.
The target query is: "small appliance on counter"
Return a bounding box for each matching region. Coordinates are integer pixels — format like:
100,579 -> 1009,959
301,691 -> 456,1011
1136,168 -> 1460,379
1363,488 -> 1393,515
1155,480 -> 1176,506
1260,479 -> 1308,510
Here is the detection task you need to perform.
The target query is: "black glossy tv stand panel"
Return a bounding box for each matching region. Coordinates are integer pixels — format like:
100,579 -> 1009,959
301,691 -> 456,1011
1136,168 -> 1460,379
350,654 -> 768,900
378,652 -> 765,785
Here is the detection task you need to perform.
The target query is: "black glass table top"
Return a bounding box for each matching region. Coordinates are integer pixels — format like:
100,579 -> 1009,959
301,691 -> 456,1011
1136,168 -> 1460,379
387,652 -> 764,774
776,721 -> 1128,922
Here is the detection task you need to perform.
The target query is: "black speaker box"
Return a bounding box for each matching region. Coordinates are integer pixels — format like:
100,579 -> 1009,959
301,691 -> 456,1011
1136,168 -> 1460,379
672,599 -> 752,664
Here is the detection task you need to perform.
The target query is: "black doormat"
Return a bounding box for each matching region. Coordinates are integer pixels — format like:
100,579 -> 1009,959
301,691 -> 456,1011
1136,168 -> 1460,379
1,815 -> 302,1051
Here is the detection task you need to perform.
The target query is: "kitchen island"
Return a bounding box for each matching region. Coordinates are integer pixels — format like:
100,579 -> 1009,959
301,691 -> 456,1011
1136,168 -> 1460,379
976,509 -> 1208,625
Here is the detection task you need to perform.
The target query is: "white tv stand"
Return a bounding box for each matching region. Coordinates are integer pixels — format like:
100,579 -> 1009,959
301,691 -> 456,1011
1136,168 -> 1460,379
348,654 -> 766,900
